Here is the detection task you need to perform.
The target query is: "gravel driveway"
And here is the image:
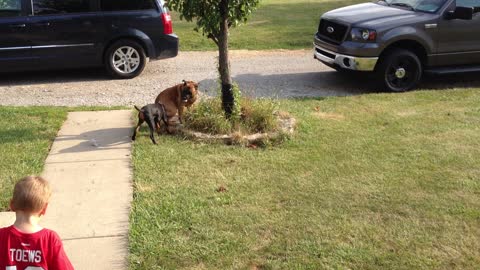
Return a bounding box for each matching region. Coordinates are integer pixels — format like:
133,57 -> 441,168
0,50 -> 478,106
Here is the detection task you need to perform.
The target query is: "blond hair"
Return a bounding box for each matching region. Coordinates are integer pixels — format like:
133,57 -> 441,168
11,176 -> 52,213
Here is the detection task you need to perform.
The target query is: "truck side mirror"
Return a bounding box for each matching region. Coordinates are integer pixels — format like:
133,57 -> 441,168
445,6 -> 474,20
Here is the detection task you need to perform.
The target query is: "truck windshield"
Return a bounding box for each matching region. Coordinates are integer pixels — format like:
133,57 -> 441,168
384,0 -> 448,13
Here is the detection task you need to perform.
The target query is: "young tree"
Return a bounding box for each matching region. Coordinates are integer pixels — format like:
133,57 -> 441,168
166,0 -> 260,118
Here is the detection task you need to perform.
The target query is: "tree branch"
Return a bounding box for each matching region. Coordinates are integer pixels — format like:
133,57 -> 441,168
207,33 -> 219,46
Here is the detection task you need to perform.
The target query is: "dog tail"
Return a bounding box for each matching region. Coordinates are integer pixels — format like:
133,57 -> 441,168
134,105 -> 141,112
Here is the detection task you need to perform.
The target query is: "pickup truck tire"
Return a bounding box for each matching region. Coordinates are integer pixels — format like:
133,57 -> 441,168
377,49 -> 422,92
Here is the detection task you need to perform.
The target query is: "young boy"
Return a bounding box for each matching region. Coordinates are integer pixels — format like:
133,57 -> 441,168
0,175 -> 74,270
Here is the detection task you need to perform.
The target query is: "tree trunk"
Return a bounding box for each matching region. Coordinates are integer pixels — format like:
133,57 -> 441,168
218,0 -> 234,118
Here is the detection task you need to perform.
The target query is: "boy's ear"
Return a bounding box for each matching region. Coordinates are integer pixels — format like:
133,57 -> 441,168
39,203 -> 48,216
9,200 -> 14,211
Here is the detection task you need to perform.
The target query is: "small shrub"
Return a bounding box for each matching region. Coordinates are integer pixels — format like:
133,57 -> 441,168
183,98 -> 231,134
240,97 -> 278,133
184,96 -> 280,136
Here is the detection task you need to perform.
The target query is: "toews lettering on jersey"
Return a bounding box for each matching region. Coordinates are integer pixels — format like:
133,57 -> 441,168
9,249 -> 42,264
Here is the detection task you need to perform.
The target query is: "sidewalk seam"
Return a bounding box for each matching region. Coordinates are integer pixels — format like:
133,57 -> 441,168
63,234 -> 126,242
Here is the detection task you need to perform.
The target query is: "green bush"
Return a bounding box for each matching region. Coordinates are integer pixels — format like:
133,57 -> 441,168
183,98 -> 232,134
184,96 -> 279,135
240,97 -> 278,133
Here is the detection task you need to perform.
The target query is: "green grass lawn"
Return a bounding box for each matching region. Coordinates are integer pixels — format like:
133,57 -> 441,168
0,107 -> 67,210
0,90 -> 478,269
172,0 -> 364,51
129,89 -> 480,269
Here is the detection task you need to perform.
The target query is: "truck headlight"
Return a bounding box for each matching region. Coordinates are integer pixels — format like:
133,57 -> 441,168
350,28 -> 377,42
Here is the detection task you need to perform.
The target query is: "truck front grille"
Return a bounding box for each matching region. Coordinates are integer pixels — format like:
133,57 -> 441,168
318,19 -> 348,45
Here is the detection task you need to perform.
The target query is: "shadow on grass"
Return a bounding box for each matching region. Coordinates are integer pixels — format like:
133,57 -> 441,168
0,67 -> 110,87
0,128 -> 45,144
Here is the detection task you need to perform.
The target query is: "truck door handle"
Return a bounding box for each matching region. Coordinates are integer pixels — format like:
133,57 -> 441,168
10,24 -> 26,28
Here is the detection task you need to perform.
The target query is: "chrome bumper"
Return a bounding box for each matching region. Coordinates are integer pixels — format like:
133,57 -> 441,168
314,44 -> 378,71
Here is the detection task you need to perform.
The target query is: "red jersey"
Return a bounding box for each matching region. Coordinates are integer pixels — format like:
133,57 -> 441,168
0,225 -> 74,270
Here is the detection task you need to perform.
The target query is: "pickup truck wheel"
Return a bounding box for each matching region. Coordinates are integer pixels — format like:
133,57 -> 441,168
377,49 -> 422,92
105,40 -> 146,79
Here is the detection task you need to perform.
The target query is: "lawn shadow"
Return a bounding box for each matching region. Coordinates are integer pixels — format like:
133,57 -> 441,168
0,68 -> 110,87
0,128 -> 44,144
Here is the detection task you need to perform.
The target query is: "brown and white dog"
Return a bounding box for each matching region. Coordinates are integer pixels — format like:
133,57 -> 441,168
155,80 -> 199,125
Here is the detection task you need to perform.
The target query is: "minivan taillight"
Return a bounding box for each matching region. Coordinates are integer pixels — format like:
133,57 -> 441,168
162,13 -> 173,35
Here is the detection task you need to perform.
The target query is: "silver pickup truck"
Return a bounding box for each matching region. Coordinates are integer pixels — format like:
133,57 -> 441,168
314,0 -> 480,92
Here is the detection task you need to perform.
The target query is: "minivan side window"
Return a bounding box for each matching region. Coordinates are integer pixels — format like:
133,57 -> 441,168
0,0 -> 21,17
33,0 -> 90,15
100,0 -> 156,11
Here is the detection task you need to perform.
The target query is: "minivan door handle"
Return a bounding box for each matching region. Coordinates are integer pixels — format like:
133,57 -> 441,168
10,24 -> 26,28
33,22 -> 50,27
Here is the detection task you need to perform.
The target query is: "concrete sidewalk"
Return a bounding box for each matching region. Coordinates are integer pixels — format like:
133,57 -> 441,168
38,110 -> 134,269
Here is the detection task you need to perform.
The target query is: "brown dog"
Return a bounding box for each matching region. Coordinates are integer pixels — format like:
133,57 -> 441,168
154,80 -> 198,125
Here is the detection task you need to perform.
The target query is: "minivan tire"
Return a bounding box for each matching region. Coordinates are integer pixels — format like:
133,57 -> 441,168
105,40 -> 147,79
377,48 -> 422,92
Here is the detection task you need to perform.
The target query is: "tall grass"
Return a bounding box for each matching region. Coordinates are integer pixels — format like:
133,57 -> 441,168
183,96 -> 280,136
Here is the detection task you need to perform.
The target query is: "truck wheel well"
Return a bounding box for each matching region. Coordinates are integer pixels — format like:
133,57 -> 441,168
379,40 -> 427,68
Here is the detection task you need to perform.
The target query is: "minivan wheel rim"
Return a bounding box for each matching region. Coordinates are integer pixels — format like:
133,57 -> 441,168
112,46 -> 141,74
386,56 -> 418,91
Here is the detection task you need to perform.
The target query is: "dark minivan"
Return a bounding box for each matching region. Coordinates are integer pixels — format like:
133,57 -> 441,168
0,0 -> 178,78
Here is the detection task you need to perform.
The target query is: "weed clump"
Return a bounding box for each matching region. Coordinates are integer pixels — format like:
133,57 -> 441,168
184,97 -> 281,134
184,82 -> 285,136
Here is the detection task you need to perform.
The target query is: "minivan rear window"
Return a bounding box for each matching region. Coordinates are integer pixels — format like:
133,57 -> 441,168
100,0 -> 157,11
33,0 -> 90,15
